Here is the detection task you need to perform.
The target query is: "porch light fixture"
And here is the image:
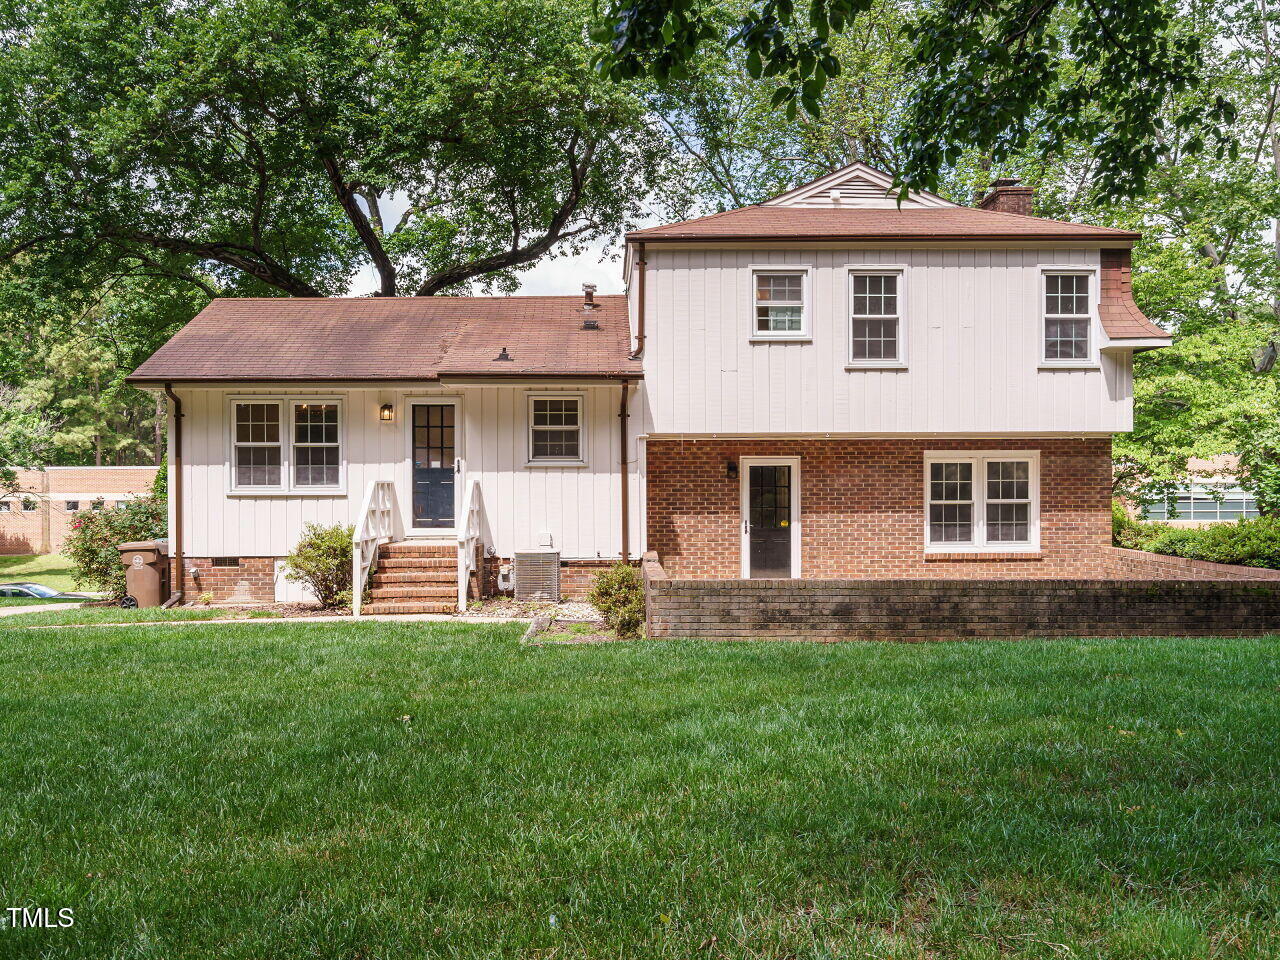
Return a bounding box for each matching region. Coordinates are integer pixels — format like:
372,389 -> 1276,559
726,460 -> 739,480
379,403 -> 395,422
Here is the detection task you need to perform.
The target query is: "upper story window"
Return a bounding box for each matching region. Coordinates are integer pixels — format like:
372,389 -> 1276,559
528,395 -> 584,464
849,270 -> 904,365
1044,273 -> 1091,361
925,452 -> 1039,551
753,270 -> 807,338
231,398 -> 343,493
293,403 -> 340,487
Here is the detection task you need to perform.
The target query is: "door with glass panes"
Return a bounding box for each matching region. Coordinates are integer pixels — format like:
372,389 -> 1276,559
410,402 -> 457,530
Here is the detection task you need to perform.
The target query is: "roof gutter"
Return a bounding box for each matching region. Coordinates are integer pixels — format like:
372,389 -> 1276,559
162,383 -> 184,606
127,372 -> 643,387
625,233 -> 1140,244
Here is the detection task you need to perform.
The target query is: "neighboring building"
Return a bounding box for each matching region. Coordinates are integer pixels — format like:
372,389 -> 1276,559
0,466 -> 159,555
1140,456 -> 1261,525
127,163 -> 1170,610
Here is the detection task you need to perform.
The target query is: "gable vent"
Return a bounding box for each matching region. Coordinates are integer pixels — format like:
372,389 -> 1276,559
513,551 -> 561,601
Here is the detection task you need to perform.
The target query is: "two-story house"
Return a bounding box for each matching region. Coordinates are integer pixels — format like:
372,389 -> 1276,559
128,163 -> 1169,612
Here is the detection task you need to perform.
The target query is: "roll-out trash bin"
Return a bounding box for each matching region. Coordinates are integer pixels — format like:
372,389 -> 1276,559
119,539 -> 170,608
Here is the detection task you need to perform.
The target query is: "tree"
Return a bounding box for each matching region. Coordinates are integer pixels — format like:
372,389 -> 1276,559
0,385 -> 59,496
0,0 -> 669,301
595,0 -> 1236,200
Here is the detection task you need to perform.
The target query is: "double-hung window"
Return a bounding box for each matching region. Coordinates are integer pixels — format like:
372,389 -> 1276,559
925,452 -> 1038,550
849,270 -> 904,365
753,271 -> 806,337
231,399 -> 343,492
293,402 -> 340,487
528,395 -> 584,464
1044,272 -> 1091,361
233,402 -> 283,489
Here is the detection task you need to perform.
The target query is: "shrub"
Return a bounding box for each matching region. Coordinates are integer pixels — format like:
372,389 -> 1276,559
1112,499 -> 1162,551
1137,515 -> 1280,570
588,562 -> 645,639
63,495 -> 167,599
283,523 -> 353,607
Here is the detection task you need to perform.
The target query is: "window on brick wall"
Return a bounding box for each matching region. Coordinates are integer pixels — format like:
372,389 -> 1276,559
925,452 -> 1039,551
0,501 -> 10,512
21,498 -> 36,512
65,500 -> 79,512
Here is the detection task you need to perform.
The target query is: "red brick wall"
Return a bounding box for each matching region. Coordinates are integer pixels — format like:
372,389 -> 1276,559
175,557 -> 277,602
1,467 -> 159,555
645,437 -> 1113,579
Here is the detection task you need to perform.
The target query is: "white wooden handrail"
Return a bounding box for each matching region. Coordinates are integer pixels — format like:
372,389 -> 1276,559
352,480 -> 397,617
457,475 -> 485,612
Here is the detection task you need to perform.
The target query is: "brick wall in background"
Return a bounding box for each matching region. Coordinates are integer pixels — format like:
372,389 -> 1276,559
645,437 -> 1112,579
0,466 -> 159,555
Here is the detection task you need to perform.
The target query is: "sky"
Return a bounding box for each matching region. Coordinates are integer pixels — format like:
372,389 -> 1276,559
349,190 -> 637,297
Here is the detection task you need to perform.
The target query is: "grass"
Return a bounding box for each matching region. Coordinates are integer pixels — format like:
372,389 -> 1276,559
2,605 -> 284,626
1,623 -> 1278,958
0,596 -> 83,607
0,553 -> 80,592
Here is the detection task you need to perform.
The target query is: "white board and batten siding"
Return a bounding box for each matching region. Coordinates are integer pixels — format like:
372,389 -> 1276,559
638,246 -> 1133,437
172,384 -> 647,563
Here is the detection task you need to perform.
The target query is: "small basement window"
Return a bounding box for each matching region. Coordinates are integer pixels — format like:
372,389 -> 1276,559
0,501 -> 10,512
65,500 -> 79,512
21,498 -> 37,512
211,557 -> 240,568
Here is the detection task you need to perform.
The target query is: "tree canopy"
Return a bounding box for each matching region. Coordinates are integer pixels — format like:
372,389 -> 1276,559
0,0 -> 669,300
596,0 -> 1237,200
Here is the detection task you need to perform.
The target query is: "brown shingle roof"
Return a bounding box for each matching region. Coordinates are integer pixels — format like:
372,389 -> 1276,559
628,206 -> 1141,242
128,296 -> 641,383
1100,249 -> 1168,340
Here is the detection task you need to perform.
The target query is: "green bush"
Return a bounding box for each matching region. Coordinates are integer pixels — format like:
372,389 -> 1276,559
62,496 -> 167,599
283,523 -> 353,607
1112,499 -> 1163,551
588,562 -> 645,639
1132,515 -> 1280,569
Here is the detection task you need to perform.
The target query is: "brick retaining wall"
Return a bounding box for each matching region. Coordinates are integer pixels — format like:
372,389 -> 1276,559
642,552 -> 1280,641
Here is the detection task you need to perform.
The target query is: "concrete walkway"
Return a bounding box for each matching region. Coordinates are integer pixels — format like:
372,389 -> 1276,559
0,602 -> 83,618
22,612 -> 534,630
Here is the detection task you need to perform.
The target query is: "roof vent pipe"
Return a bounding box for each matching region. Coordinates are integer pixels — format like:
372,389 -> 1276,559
494,346 -> 513,361
582,283 -> 600,330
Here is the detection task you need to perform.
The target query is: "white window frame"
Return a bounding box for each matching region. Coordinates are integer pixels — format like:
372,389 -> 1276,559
846,265 -> 908,369
923,451 -> 1040,553
289,400 -> 344,490
526,393 -> 587,467
749,266 -> 811,342
0,501 -> 9,512
227,396 -> 346,495
1040,266 -> 1099,368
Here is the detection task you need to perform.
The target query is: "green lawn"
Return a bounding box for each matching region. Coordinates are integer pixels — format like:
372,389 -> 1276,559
2,623 -> 1278,959
0,553 -> 79,592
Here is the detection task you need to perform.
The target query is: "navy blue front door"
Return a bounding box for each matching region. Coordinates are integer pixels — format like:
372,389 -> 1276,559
412,404 -> 455,528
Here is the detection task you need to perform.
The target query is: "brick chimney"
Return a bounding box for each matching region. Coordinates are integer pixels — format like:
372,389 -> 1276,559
978,178 -> 1035,217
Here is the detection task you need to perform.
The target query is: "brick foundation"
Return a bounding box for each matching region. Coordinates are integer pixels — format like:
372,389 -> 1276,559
645,437 -> 1113,579
175,557 -> 277,603
480,557 -> 627,601
643,553 -> 1280,640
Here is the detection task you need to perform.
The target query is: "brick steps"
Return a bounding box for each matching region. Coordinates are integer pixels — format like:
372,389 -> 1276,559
365,540 -> 460,614
363,600 -> 458,615
371,569 -> 455,585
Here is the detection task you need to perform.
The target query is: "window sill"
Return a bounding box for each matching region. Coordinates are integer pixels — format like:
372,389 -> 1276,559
925,550 -> 1043,562
845,362 -> 908,371
525,460 -> 588,469
228,488 -> 346,498
1038,362 -> 1099,371
750,336 -> 812,344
